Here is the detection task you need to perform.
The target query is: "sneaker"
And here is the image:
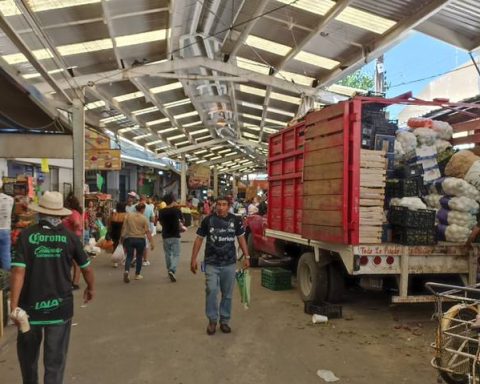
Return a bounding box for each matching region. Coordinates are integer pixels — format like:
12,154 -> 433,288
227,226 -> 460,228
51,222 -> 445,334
142,261 -> 150,266
135,274 -> 144,280
206,321 -> 217,335
123,272 -> 130,283
113,262 -> 118,268
220,323 -> 231,334
168,271 -> 177,282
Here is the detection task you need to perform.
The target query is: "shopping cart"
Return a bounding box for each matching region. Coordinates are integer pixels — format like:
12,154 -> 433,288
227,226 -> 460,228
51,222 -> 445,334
426,282 -> 480,384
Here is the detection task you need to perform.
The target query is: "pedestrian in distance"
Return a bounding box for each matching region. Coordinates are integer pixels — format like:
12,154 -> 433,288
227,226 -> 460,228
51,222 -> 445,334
158,193 -> 184,282
9,191 -> 95,384
63,194 -> 84,290
190,195 -> 250,335
121,202 -> 154,283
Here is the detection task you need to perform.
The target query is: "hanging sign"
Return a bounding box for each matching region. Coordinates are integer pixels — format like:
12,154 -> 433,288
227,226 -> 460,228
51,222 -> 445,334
85,149 -> 121,170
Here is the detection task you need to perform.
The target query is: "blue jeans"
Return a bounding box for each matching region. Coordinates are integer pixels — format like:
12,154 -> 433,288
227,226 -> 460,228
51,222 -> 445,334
124,237 -> 146,275
17,320 -> 72,384
205,263 -> 236,324
0,229 -> 11,270
163,237 -> 180,273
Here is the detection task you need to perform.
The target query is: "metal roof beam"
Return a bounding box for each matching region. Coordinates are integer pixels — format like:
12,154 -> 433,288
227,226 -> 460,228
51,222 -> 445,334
417,22 -> 480,51
203,153 -> 244,167
316,0 -> 454,88
156,138 -> 226,158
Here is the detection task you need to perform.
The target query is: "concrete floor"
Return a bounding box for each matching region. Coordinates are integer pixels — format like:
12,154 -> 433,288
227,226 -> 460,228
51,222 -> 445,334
0,228 -> 440,383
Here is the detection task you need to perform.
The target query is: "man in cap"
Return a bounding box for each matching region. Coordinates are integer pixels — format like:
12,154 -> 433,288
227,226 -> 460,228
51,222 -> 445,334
0,178 -> 14,270
9,191 -> 95,384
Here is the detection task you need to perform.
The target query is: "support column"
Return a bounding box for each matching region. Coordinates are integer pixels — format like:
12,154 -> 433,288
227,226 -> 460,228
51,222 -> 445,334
232,173 -> 238,200
72,98 -> 85,212
180,157 -> 187,204
106,171 -> 120,202
213,167 -> 218,197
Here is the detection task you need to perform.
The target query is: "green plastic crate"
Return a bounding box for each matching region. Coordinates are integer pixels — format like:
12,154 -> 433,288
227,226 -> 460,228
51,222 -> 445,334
261,268 -> 292,291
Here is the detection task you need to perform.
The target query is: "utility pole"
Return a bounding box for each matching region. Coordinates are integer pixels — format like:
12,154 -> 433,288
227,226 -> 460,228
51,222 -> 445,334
375,55 -> 385,94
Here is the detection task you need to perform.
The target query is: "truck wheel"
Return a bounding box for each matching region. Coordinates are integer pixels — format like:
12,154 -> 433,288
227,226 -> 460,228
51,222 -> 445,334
327,263 -> 345,303
247,234 -> 260,268
297,252 -> 328,303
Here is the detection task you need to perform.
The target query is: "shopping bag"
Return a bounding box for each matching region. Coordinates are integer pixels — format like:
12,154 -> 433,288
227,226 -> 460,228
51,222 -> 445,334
235,269 -> 251,309
111,244 -> 125,263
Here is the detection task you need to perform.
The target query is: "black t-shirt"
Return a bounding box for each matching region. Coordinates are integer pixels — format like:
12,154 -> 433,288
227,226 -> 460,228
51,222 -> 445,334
158,207 -> 183,239
196,213 -> 244,266
11,220 -> 90,325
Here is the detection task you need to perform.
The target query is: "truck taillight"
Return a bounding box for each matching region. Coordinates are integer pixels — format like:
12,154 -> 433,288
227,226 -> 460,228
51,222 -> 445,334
373,256 -> 382,265
386,256 -> 395,265
360,256 -> 368,266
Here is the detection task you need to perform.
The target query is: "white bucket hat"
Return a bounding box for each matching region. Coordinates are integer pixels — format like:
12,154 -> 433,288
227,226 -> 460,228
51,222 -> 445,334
29,191 -> 72,216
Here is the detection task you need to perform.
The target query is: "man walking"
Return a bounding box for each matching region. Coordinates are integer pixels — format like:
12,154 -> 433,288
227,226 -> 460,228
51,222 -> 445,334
190,196 -> 249,335
158,193 -> 183,282
9,191 -> 95,384
0,178 -> 14,270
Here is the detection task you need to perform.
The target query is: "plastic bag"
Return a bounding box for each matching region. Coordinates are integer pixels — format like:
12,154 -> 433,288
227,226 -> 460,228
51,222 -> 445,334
235,269 -> 251,309
111,244 -> 125,262
408,117 -> 433,128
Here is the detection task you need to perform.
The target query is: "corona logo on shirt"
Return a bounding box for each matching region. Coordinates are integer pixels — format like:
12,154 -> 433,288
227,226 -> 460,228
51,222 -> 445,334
34,298 -> 62,310
28,233 -> 67,245
34,246 -> 63,258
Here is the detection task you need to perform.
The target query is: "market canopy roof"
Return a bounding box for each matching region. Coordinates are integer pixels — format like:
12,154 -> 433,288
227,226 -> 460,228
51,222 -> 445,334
0,0 -> 479,174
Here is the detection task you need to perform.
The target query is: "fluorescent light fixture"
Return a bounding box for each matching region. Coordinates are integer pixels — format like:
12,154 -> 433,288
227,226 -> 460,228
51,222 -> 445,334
168,134 -> 186,141
238,85 -> 266,97
158,127 -> 176,134
150,82 -> 183,94
194,150 -> 208,154
276,0 -> 396,34
203,153 -> 215,158
174,111 -> 198,120
146,140 -> 164,146
277,70 -> 314,86
132,106 -> 158,116
294,51 -> 339,70
240,101 -> 295,118
263,127 -> 279,134
242,124 -> 260,131
100,114 -> 126,124
85,100 -> 106,110
245,35 -> 290,56
133,133 -> 153,140
196,159 -> 207,164
164,98 -> 191,109
218,149 -> 232,154
271,92 -> 300,104
175,140 -> 190,146
3,29 -> 168,64
210,145 -> 225,151
0,0 -> 101,16
236,57 -> 270,74
116,29 -> 168,47
118,126 -> 139,133
190,129 -> 209,136
23,68 -> 66,80
243,113 -> 261,121
265,117 -> 286,126
146,117 -> 170,126
183,121 -> 202,127
114,91 -> 144,103
196,135 -> 212,141
210,156 -> 222,161
243,132 -> 258,139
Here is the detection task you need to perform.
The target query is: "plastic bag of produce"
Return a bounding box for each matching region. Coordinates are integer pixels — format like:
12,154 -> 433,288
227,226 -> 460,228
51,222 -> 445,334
396,131 -> 417,159
431,178 -> 480,201
390,197 -> 427,210
445,150 -> 479,178
432,120 -> 453,140
425,194 -> 479,214
436,140 -> 452,153
437,209 -> 477,229
408,117 -> 433,129
437,224 -> 472,243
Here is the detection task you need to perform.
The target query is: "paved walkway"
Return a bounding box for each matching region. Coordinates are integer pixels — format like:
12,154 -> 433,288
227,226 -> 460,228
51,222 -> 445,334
1,228 -> 438,383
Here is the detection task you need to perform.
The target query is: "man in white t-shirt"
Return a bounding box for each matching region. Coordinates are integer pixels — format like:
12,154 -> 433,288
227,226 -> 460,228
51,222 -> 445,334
0,179 -> 14,270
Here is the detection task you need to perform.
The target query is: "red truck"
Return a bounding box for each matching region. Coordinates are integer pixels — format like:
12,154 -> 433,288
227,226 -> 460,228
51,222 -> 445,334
246,95 -> 480,304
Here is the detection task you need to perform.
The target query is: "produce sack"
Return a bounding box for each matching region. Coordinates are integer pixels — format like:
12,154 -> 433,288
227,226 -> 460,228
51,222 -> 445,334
425,194 -> 479,214
395,131 -> 417,160
431,178 -> 480,201
436,209 -> 477,229
465,160 -> 480,191
432,120 -> 453,140
445,150 -> 479,179
390,197 -> 427,210
437,224 -> 472,243
413,128 -> 438,146
408,117 -> 433,128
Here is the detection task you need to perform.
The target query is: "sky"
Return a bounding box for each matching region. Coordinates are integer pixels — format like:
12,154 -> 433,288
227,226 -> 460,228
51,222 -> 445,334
357,31 -> 476,119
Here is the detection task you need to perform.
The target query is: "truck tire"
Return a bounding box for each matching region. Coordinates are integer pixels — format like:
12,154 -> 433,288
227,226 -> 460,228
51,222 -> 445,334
327,263 -> 345,303
297,252 -> 328,303
247,234 -> 260,268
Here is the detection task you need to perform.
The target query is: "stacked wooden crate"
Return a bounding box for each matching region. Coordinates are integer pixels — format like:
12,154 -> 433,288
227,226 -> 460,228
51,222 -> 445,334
359,150 -> 387,243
